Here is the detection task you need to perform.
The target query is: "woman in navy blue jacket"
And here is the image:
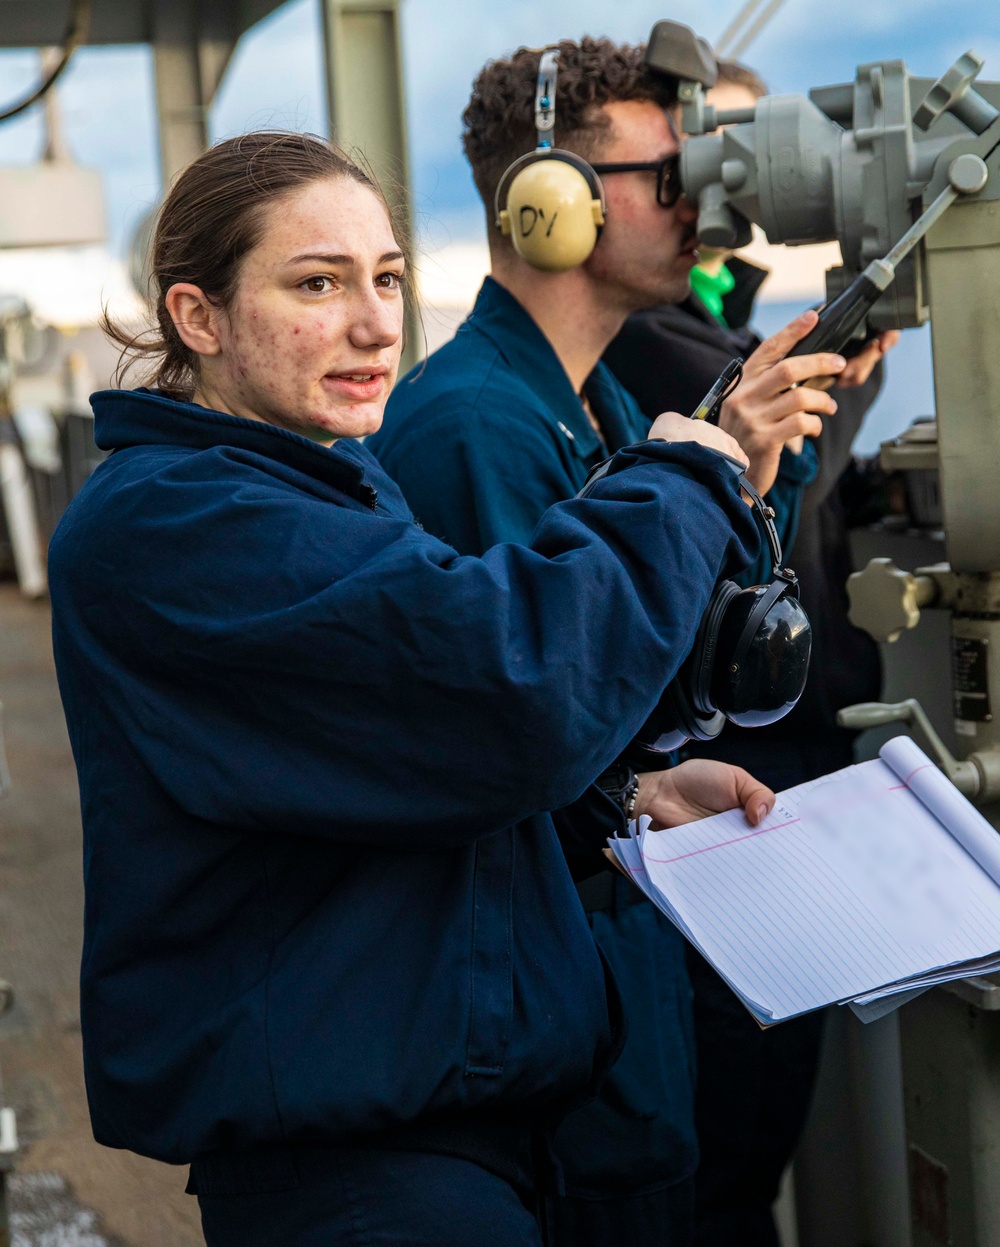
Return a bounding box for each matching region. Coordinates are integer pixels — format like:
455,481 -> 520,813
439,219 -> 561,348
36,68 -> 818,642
48,132 -> 775,1247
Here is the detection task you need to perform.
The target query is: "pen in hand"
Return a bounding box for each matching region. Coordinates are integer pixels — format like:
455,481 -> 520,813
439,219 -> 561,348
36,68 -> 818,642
690,357 -> 744,421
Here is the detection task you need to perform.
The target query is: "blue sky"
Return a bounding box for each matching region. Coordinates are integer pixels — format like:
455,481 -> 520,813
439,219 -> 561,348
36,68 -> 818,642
0,0 -> 997,254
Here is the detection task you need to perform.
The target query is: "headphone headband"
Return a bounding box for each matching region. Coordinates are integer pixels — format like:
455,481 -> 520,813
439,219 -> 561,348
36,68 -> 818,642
736,471 -> 786,578
582,442 -> 811,769
492,45 -> 606,270
723,467 -> 801,691
535,48 -> 559,147
698,450 -> 789,581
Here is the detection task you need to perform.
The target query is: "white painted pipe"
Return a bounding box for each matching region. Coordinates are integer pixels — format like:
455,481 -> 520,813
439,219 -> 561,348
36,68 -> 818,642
0,440 -> 46,598
0,1108 -> 17,1155
0,700 -> 10,800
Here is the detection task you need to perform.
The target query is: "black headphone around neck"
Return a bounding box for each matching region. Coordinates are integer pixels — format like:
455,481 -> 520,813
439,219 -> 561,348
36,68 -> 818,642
579,446 -> 812,771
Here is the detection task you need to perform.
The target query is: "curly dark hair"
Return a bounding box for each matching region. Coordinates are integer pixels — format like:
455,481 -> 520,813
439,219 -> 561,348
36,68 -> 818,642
462,37 -> 679,225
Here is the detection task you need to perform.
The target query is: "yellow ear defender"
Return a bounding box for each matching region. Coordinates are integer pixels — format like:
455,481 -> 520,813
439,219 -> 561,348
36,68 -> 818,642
493,48 -> 607,272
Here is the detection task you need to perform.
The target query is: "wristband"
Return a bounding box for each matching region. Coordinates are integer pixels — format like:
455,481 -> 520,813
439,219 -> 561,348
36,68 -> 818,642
596,764 -> 640,821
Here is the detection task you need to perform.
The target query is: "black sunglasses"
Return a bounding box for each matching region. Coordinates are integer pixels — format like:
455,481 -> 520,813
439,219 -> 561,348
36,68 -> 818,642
589,153 -> 681,208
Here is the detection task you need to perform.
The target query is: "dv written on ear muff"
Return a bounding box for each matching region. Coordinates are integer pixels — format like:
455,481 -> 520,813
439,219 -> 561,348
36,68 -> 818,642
493,48 -> 607,272
578,444 -> 812,773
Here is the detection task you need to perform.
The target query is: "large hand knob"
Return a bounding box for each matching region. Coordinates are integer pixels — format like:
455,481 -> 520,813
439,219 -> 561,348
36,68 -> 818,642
914,51 -> 1000,135
847,558 -> 937,643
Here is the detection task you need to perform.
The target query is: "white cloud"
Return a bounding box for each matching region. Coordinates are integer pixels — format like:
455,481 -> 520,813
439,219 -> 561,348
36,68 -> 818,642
0,245 -> 143,328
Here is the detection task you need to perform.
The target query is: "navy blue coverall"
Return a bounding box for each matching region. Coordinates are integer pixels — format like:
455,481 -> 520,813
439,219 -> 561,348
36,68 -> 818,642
372,278 -> 722,1244
49,387 -> 757,1246
604,259 -> 883,1247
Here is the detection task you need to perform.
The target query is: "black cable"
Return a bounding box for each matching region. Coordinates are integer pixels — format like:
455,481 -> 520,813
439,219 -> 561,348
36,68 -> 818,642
0,0 -> 93,126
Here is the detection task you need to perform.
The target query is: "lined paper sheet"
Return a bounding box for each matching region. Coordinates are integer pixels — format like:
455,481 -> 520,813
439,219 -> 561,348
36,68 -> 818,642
610,738 -> 1000,1023
882,735 -> 1000,884
848,986 -> 930,1024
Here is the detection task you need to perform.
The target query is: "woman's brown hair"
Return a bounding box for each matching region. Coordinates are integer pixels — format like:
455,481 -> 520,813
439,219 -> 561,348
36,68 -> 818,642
105,131 -> 409,401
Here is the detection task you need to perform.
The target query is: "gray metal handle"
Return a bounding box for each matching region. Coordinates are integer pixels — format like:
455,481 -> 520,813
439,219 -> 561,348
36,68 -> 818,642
836,698 -> 980,797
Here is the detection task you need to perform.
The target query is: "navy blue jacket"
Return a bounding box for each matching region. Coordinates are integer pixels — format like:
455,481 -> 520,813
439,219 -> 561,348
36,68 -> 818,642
372,278 -> 707,1197
49,388 -> 756,1165
373,278 -> 809,591
370,279 -> 650,549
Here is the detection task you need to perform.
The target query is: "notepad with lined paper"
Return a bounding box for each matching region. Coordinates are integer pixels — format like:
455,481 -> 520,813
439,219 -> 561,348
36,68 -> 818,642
607,736 -> 1000,1024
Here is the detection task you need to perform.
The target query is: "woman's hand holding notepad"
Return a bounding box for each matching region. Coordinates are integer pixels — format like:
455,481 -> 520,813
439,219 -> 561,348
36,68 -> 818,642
607,736 -> 1000,1024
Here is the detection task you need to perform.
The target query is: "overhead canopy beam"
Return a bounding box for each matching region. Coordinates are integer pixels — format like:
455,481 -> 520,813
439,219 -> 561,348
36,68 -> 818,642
152,0 -> 237,184
0,0 -> 284,47
321,0 -> 410,205
320,0 -> 418,363
0,0 -> 273,186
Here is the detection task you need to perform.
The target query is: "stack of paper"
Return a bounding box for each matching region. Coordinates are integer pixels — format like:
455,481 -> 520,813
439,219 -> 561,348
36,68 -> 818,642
607,736 -> 1000,1024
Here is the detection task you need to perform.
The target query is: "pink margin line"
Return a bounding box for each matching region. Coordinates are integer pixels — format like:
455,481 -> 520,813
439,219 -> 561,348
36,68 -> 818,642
641,761 -> 936,867
642,817 -> 802,865
888,762 -> 935,791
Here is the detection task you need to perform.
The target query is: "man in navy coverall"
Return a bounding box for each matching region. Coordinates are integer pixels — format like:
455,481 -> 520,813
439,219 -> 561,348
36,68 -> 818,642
604,60 -> 894,1246
370,36 -> 850,1246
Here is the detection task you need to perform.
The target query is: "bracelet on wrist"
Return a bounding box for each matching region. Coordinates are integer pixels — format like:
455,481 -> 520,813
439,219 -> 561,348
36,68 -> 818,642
595,764 -> 640,821
622,777 -> 640,821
